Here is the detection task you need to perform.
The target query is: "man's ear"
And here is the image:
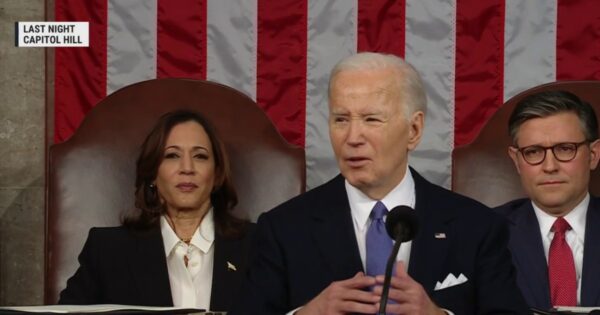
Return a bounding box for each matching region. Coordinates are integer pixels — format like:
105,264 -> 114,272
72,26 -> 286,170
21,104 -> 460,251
407,111 -> 424,151
589,139 -> 600,170
508,146 -> 521,174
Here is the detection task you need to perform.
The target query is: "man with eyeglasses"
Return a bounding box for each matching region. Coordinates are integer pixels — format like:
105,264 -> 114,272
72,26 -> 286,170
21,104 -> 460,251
496,90 -> 600,310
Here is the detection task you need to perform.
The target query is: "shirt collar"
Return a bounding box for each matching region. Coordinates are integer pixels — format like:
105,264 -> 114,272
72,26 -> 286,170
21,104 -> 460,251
191,208 -> 215,253
533,193 -> 589,241
160,208 -> 215,257
346,165 -> 416,232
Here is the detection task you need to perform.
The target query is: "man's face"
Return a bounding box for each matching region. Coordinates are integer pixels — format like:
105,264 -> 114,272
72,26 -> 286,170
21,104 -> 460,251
328,68 -> 423,200
509,112 -> 600,216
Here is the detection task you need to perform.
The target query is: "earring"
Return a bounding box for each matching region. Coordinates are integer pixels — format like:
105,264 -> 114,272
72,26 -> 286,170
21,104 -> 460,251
149,183 -> 155,189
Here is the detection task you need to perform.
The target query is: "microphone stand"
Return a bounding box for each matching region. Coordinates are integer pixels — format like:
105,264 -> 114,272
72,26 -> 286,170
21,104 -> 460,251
377,232 -> 404,315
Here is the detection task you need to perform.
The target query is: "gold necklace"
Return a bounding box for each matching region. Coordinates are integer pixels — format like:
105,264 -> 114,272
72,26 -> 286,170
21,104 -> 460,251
165,214 -> 195,243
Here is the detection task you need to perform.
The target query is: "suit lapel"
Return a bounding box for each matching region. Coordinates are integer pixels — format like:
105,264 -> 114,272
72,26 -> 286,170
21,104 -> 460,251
210,234 -> 245,311
408,170 -> 454,292
581,197 -> 600,306
311,176 -> 364,280
127,227 -> 174,306
509,202 -> 550,308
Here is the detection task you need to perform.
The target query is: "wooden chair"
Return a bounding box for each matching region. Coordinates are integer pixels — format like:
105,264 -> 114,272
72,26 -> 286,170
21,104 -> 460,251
45,78 -> 306,303
452,81 -> 600,207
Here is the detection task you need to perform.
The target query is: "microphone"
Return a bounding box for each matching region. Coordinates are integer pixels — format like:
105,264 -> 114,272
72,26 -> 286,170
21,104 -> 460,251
377,205 -> 418,315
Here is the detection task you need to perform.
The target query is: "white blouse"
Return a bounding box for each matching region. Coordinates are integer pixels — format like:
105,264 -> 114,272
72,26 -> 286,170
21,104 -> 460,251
160,209 -> 215,310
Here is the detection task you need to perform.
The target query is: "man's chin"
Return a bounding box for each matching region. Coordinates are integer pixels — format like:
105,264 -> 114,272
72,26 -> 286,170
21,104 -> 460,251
533,198 -> 572,216
344,175 -> 373,191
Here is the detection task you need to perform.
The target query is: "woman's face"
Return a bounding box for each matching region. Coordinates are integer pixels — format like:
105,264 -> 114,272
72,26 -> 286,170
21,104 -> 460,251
155,121 -> 216,214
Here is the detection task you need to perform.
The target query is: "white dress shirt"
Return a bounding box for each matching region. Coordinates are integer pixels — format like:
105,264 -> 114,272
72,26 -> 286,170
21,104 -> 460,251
346,165 -> 416,271
160,209 -> 215,310
532,194 -> 588,305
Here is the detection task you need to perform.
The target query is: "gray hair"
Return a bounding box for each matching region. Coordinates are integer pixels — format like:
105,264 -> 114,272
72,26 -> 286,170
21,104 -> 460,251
508,90 -> 599,144
328,52 -> 427,117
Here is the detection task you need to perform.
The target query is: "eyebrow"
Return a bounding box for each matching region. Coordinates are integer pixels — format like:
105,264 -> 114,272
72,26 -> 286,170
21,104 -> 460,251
164,145 -> 209,152
331,108 -> 386,115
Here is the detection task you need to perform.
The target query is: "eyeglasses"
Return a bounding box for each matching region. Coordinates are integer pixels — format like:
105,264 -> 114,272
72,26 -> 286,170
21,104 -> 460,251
513,141 -> 588,165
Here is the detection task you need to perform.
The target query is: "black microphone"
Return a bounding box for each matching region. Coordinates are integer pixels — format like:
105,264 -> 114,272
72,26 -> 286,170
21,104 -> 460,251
377,205 -> 419,315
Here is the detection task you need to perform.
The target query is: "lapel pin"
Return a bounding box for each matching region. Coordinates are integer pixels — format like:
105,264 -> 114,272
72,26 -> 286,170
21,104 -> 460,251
227,261 -> 237,271
434,233 -> 446,239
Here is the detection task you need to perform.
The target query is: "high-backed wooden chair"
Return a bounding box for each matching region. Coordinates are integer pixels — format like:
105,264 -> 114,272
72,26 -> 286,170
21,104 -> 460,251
453,81 -> 600,207
45,78 -> 306,303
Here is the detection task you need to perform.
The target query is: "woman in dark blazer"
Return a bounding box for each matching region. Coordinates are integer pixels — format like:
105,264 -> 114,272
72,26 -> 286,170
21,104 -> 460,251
59,110 -> 254,312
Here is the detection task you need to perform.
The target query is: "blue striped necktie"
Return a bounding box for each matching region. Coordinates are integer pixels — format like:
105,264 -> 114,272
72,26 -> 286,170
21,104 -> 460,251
366,201 -> 393,276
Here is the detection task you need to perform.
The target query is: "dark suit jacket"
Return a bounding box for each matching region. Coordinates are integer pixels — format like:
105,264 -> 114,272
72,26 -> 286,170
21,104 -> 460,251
58,223 -> 254,312
495,197 -> 600,310
231,169 -> 529,315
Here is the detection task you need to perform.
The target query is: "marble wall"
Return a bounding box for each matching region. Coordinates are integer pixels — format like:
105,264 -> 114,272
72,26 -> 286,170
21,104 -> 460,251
0,0 -> 46,306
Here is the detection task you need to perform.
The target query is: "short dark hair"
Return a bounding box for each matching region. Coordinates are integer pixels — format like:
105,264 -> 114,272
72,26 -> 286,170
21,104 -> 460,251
123,110 -> 247,238
508,90 -> 599,144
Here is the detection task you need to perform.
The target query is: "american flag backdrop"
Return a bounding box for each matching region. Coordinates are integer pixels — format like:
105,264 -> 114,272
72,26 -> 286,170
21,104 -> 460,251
53,0 -> 600,190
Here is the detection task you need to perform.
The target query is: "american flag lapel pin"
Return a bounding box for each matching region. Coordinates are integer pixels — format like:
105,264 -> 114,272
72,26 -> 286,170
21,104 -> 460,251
434,232 -> 446,239
227,261 -> 237,271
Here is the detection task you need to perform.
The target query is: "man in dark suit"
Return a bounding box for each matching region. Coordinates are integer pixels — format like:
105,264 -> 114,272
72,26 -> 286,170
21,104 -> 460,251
232,52 -> 528,314
496,91 -> 600,310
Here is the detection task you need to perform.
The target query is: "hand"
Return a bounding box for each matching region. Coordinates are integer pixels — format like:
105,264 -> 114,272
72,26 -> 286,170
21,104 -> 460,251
296,272 -> 380,315
374,262 -> 446,315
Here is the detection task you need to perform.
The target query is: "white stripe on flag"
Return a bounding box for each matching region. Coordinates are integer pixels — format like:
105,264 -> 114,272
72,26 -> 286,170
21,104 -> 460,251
305,0 -> 357,189
405,0 -> 456,188
206,0 -> 257,100
107,0 -> 157,95
504,0 -> 556,101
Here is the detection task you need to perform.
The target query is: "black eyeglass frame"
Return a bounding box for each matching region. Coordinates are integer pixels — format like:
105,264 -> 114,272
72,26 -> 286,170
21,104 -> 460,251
512,141 -> 589,165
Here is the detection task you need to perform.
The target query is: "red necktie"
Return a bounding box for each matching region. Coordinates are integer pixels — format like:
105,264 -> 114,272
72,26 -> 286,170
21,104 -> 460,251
548,217 -> 577,306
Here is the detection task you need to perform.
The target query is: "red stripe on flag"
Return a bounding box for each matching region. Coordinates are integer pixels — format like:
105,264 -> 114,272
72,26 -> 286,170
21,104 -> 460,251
157,0 -> 207,79
357,0 -> 406,56
454,0 -> 505,147
257,0 -> 307,147
54,0 -> 107,143
556,0 -> 600,80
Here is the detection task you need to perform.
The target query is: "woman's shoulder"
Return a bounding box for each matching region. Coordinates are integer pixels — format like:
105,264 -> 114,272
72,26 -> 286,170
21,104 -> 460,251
215,219 -> 255,244
239,221 -> 256,241
86,225 -> 160,245
88,225 -> 129,237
